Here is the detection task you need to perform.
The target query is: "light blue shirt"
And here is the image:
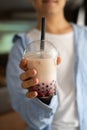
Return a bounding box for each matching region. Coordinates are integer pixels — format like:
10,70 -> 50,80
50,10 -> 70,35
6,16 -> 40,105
6,24 -> 87,130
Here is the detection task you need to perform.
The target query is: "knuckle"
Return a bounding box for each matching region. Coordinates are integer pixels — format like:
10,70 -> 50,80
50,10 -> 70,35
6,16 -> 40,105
20,72 -> 26,81
29,78 -> 35,86
21,71 -> 30,81
27,70 -> 31,77
29,92 -> 34,98
28,69 -> 37,77
32,77 -> 39,85
19,60 -> 24,69
26,91 -> 37,98
32,69 -> 37,76
25,69 -> 33,78
21,80 -> 29,88
21,77 -> 39,89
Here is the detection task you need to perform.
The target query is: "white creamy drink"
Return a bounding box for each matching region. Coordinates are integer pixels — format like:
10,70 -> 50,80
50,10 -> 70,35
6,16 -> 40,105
24,40 -> 58,97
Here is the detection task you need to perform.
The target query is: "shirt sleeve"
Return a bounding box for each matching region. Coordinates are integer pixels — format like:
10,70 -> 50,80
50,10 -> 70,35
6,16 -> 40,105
6,36 -> 58,130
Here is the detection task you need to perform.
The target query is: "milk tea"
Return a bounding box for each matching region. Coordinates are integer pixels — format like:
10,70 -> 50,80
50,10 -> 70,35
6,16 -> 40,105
24,40 -> 58,98
25,54 -> 57,98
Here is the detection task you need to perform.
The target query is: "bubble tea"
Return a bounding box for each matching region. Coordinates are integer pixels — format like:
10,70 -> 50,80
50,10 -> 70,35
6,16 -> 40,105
24,40 -> 58,98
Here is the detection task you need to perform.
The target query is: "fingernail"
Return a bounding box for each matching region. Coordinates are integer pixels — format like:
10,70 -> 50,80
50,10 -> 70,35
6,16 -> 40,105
35,78 -> 39,84
57,57 -> 62,64
32,69 -> 37,75
26,91 -> 38,98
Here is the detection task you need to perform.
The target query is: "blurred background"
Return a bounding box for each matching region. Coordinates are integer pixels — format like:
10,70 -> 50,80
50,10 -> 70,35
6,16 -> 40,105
0,0 -> 87,130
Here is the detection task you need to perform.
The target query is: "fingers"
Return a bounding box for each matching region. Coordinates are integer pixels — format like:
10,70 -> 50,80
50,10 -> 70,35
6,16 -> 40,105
26,91 -> 38,98
20,68 -> 39,98
56,57 -> 62,65
20,57 -> 62,99
22,78 -> 39,89
19,58 -> 28,71
20,59 -> 39,99
20,69 -> 37,81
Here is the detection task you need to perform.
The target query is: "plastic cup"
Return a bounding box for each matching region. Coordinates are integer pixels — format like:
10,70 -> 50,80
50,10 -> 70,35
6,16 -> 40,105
24,40 -> 58,98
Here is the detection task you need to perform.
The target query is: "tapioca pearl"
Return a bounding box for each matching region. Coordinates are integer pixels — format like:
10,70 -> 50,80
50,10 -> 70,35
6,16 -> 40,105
41,91 -> 44,93
50,81 -> 55,85
42,87 -> 44,90
50,83 -> 52,85
38,84 -> 40,87
37,84 -> 40,88
37,87 -> 40,90
38,92 -> 43,97
46,90 -> 50,96
46,85 -> 49,88
42,83 -> 45,85
50,81 -> 53,85
38,88 -> 40,91
36,84 -> 39,87
45,86 -> 50,90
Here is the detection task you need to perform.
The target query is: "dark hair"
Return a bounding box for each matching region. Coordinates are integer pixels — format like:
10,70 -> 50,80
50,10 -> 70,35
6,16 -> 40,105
66,0 -> 83,9
64,0 -> 84,23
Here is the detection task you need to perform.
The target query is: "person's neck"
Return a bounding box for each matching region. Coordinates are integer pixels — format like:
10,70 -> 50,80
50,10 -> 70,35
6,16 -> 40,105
36,12 -> 73,34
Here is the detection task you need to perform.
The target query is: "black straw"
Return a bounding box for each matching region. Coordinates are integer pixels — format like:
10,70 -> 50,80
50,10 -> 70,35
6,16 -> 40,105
40,17 -> 46,50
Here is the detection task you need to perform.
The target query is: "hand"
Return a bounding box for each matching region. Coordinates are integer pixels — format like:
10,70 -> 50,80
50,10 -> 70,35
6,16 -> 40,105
19,57 -> 62,99
19,58 -> 39,98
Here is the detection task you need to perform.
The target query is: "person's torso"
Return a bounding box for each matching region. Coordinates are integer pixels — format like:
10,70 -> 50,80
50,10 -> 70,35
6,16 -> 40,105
27,29 -> 79,130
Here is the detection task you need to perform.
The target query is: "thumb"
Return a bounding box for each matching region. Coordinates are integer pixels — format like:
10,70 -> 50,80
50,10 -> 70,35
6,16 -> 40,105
56,57 -> 62,65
